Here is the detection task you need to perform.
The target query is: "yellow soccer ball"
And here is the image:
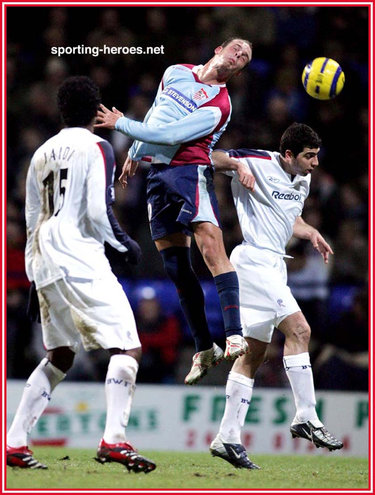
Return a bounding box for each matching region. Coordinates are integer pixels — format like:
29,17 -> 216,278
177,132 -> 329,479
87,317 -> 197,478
302,57 -> 345,100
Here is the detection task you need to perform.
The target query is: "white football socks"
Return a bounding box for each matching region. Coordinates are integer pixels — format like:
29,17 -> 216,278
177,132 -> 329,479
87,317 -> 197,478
218,371 -> 254,444
103,354 -> 138,444
7,358 -> 66,447
283,352 -> 323,427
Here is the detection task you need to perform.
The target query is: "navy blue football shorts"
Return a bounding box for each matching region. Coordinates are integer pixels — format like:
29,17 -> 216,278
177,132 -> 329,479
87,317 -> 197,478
146,163 -> 221,241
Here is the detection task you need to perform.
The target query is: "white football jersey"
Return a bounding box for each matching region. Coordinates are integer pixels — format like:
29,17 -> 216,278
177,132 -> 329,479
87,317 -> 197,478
224,149 -> 311,255
25,127 -> 129,289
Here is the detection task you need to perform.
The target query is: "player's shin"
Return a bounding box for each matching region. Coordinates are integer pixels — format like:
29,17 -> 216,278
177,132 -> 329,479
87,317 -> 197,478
160,246 -> 213,352
7,358 -> 66,447
103,354 -> 138,444
283,352 -> 323,426
214,271 -> 242,337
218,371 -> 254,443
214,272 -> 249,359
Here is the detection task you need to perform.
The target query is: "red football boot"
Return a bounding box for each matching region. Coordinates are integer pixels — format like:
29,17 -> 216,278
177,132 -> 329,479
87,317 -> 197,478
7,445 -> 47,469
95,439 -> 156,473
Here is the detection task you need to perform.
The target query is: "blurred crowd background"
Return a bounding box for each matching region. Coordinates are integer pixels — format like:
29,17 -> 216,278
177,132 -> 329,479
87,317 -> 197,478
7,6 -> 369,390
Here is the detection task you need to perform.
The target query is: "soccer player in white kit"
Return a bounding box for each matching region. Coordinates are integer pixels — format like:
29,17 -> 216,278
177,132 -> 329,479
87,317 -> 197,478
6,76 -> 156,473
209,123 -> 343,469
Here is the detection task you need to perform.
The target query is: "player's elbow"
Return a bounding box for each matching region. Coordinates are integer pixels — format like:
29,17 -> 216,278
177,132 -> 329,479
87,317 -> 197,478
142,130 -> 179,146
159,131 -> 180,146
166,137 -> 179,146
156,125 -> 190,146
212,152 -> 234,171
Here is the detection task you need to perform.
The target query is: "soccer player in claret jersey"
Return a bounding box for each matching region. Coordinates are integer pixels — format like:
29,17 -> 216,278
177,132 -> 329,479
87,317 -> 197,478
95,38 -> 252,385
6,76 -> 156,473
209,123 -> 343,470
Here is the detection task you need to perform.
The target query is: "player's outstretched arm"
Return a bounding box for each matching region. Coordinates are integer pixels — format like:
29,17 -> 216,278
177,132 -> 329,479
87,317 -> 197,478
95,104 -> 124,129
212,151 -> 255,191
293,216 -> 334,264
97,104 -> 221,146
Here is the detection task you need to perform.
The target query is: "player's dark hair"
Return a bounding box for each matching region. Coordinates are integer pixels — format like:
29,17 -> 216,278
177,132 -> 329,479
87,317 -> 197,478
279,123 -> 322,157
57,76 -> 101,127
221,37 -> 253,50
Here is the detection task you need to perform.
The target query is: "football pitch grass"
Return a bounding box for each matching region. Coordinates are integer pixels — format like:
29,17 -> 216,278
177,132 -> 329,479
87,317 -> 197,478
6,447 -> 369,490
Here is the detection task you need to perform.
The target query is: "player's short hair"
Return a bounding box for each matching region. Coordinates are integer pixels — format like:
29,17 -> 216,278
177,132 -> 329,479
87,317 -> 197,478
221,37 -> 253,50
279,123 -> 322,157
57,76 -> 101,127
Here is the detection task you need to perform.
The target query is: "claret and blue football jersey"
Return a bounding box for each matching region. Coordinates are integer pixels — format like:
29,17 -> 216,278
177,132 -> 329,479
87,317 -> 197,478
115,64 -> 232,166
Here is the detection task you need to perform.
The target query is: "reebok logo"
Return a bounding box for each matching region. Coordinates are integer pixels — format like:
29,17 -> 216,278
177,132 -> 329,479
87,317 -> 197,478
267,176 -> 280,183
272,190 -> 301,201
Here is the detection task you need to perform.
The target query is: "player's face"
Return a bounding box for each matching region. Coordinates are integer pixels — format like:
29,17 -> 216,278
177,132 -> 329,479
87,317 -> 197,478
290,147 -> 320,176
214,40 -> 252,75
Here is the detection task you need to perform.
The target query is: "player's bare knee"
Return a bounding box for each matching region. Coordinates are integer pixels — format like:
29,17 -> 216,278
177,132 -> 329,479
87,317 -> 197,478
290,322 -> 311,345
195,225 -> 228,271
249,349 -> 267,373
126,347 -> 142,364
203,250 -> 221,272
232,352 -> 252,374
239,350 -> 253,366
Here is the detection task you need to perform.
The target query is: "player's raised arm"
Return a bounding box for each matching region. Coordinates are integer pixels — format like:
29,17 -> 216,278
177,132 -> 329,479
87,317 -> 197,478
212,150 -> 255,191
293,216 -> 334,264
96,103 -> 221,146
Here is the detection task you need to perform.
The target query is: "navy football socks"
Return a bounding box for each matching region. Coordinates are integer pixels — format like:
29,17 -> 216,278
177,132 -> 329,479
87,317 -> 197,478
160,247 -> 213,352
214,271 -> 243,338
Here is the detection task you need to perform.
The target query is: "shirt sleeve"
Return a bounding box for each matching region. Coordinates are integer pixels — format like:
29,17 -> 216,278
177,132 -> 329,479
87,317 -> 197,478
88,140 -> 134,253
24,157 -> 41,282
223,149 -> 260,178
128,92 -> 159,160
115,105 -> 222,147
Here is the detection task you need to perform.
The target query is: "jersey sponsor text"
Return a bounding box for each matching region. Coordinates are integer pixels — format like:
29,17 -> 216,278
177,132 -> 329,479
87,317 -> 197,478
272,190 -> 301,201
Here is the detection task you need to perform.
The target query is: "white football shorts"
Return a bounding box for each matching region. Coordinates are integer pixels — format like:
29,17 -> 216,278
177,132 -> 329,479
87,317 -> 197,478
230,244 -> 301,343
37,274 -> 141,353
